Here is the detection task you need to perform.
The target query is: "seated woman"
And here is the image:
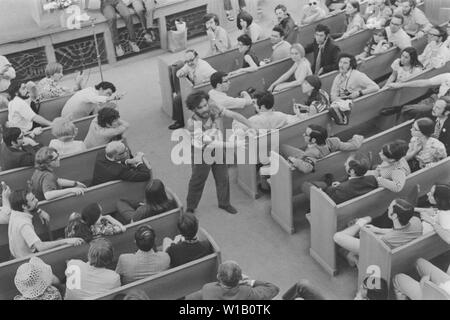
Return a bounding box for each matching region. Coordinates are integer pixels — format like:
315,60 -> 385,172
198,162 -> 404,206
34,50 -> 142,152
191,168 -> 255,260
366,140 -> 411,192
340,1 -> 366,39
228,34 -> 260,77
116,179 -> 177,224
49,117 -> 86,157
333,199 -> 423,267
405,118 -> 447,172
299,0 -> 327,26
293,75 -> 330,117
37,63 -> 85,100
64,238 -> 121,300
416,184 -> 450,233
280,124 -> 363,173
365,0 -> 393,29
14,257 -> 62,300
356,28 -> 391,61
30,146 -> 87,201
65,203 -> 125,242
237,10 -> 263,43
268,44 -> 312,93
384,47 -> 424,87
84,107 -> 129,149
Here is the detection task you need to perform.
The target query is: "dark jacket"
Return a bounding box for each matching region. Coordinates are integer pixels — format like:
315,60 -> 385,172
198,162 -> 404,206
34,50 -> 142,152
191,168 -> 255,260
277,14 -> 297,43
438,117 -> 450,155
0,142 -> 38,171
166,240 -> 211,268
92,150 -> 151,185
186,281 -> 280,300
325,175 -> 378,204
305,37 -> 341,74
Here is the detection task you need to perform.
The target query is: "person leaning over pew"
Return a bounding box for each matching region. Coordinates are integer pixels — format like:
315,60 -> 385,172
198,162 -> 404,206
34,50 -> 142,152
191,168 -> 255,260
399,0 -> 431,39
431,99 -> 450,155
185,260 -> 280,300
282,124 -> 364,174
7,189 -> 84,259
208,72 -> 253,111
37,62 -> 86,100
339,1 -> 365,39
115,225 -> 170,285
268,44 -> 312,93
387,73 -> 450,120
228,34 -> 260,77
356,28 -> 391,61
49,117 -> 86,157
418,25 -> 450,70
301,153 -> 379,206
405,117 -> 447,172
305,24 -> 341,75
162,213 -> 211,268
330,53 -> 380,102
64,238 -> 121,300
92,141 -> 152,185
116,179 -> 177,224
30,147 -> 87,201
385,14 -> 412,50
0,127 -> 41,171
365,140 -> 411,193
383,47 -> 424,88
333,199 -> 422,267
176,49 -> 217,86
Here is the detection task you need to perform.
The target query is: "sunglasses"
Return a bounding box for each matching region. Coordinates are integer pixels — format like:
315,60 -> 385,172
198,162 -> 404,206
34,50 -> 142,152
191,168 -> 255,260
309,1 -> 318,5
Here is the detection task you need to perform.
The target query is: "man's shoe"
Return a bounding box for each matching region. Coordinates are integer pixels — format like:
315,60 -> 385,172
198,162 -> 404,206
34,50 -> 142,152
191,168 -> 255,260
115,45 -> 125,57
219,205 -> 237,214
186,208 -> 195,214
129,41 -> 140,53
168,121 -> 184,130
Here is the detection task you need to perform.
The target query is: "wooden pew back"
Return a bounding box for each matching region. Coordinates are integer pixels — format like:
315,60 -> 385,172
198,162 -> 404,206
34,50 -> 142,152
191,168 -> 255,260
35,115 -> 94,146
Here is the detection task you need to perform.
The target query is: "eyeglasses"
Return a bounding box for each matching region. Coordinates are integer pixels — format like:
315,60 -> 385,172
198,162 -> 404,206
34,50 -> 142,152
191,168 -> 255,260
390,21 -> 402,27
309,1 -> 317,5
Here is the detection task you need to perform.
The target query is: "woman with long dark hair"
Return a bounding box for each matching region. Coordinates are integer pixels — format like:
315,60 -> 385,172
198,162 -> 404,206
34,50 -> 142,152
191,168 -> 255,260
292,75 -> 330,117
384,47 -> 424,87
116,179 -> 177,224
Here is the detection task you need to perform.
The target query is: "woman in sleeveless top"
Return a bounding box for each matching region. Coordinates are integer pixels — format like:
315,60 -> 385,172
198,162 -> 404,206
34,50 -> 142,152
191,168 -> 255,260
228,34 -> 260,77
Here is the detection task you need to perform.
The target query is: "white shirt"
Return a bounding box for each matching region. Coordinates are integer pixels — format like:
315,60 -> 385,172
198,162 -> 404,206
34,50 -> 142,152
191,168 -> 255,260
178,59 -> 216,86
7,96 -> 36,132
49,139 -> 87,157
0,206 -> 11,224
385,27 -> 412,50
208,89 -> 248,110
8,210 -> 41,259
61,87 -> 108,120
419,42 -> 450,70
0,56 -> 15,92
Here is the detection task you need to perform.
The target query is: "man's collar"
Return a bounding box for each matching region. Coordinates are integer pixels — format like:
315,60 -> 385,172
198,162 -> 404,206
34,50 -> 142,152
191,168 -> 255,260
272,40 -> 285,50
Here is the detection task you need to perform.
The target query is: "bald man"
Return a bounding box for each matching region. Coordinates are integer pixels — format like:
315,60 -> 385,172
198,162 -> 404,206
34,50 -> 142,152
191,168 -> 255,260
92,141 -> 152,185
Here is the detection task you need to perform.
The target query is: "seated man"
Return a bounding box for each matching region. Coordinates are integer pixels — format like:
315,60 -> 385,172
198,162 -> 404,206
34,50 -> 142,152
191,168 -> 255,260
203,13 -> 231,55
330,53 -> 380,102
0,127 -> 40,171
162,213 -> 211,268
299,0 -> 327,26
186,260 -> 280,300
432,99 -> 450,155
281,124 -> 364,174
269,26 -> 292,62
305,24 -> 341,75
115,225 -> 170,285
208,72 -> 253,111
386,14 -> 412,50
274,4 -> 296,42
400,0 -> 432,38
61,81 -> 123,121
301,153 -> 379,204
333,199 -> 422,266
176,49 -> 216,86
8,189 -> 83,259
92,141 -> 152,185
419,25 -> 450,70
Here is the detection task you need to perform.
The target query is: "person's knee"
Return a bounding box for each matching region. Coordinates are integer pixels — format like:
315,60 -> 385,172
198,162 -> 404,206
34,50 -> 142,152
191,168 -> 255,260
333,232 -> 343,245
393,273 -> 410,299
415,257 -> 429,275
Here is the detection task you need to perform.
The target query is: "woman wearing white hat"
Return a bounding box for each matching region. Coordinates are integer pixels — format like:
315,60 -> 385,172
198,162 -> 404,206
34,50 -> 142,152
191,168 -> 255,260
14,257 -> 62,300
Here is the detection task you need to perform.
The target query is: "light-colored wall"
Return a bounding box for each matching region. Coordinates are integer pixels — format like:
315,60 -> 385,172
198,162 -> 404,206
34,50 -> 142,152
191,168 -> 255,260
425,0 -> 450,24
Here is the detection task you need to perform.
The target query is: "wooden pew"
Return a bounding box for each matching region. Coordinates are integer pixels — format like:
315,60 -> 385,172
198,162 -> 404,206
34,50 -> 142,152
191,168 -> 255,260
35,115 -> 95,146
270,120 -> 412,234
0,94 -> 73,128
309,157 -> 450,276
0,192 -> 182,300
93,227 -> 221,300
0,177 -> 148,251
422,280 -> 450,300
236,62 -> 450,198
0,145 -> 104,190
358,228 -> 449,297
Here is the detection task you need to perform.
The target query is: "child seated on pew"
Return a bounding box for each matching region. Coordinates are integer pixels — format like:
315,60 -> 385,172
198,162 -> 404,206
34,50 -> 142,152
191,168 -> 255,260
280,124 -> 364,174
356,28 -> 391,61
115,179 -> 177,224
49,117 -> 86,157
162,213 -> 211,268
65,203 -> 125,243
333,199 -> 423,267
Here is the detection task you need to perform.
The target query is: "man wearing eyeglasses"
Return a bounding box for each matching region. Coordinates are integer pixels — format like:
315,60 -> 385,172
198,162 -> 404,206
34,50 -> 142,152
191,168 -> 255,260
418,25 -> 450,70
0,127 -> 40,171
176,49 -> 217,86
208,72 -> 253,112
385,14 -> 412,50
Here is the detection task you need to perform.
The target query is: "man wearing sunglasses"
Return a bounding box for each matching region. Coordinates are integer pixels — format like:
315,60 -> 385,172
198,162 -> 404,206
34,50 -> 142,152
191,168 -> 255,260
418,25 -> 450,70
299,0 -> 327,26
385,14 -> 412,50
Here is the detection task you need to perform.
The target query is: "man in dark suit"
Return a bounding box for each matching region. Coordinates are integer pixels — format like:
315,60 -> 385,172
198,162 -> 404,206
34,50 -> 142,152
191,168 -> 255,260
305,24 -> 341,75
185,260 -> 280,300
432,99 -> 450,155
0,127 -> 40,171
302,153 -> 378,206
92,141 -> 152,185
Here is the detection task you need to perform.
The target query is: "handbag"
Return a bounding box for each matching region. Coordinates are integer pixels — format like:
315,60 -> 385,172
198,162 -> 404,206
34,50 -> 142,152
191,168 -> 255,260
329,100 -> 352,125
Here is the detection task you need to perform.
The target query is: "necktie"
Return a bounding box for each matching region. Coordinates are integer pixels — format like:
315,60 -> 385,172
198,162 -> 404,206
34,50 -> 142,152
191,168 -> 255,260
315,46 -> 323,75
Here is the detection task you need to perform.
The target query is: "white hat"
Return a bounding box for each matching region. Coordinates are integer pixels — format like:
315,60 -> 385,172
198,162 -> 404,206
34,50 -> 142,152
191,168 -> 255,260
14,257 -> 53,299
